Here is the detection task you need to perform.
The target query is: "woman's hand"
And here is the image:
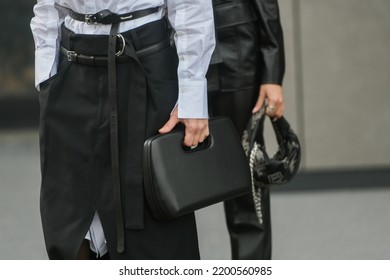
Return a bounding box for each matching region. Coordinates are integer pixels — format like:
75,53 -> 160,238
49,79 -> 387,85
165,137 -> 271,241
252,84 -> 284,120
159,106 -> 209,147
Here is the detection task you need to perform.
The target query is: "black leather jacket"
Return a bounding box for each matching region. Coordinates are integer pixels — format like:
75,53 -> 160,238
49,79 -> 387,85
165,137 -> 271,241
207,0 -> 285,92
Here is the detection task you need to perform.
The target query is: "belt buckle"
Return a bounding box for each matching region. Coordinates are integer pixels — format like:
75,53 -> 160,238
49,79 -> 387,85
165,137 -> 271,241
67,51 -> 77,62
115,34 -> 126,56
85,14 -> 97,25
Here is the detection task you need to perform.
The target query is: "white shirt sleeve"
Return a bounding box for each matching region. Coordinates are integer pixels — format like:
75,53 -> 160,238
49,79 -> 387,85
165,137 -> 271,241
166,0 -> 215,119
30,0 -> 62,89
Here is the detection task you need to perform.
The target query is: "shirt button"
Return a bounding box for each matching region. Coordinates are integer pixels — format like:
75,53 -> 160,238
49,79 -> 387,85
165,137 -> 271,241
179,56 -> 186,61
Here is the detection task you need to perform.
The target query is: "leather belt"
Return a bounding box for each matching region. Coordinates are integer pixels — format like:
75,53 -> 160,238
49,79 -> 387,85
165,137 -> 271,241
60,46 -> 129,66
108,22 -> 124,254
69,7 -> 160,25
60,37 -> 169,66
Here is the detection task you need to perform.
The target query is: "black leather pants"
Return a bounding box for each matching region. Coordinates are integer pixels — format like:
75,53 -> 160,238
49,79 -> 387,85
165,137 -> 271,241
208,88 -> 272,260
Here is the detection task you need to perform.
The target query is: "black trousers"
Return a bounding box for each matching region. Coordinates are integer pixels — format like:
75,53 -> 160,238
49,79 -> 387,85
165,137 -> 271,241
208,88 -> 272,260
38,18 -> 200,260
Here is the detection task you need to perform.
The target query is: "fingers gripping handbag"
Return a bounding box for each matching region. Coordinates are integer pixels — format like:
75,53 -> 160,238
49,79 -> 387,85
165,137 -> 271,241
242,108 -> 301,224
143,117 -> 251,220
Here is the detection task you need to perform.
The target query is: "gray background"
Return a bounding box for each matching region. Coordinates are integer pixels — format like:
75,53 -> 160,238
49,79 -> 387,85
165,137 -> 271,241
0,0 -> 389,259
280,0 -> 390,169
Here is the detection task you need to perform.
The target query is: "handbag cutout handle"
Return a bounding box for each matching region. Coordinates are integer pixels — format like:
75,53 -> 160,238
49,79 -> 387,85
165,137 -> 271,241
182,135 -> 212,153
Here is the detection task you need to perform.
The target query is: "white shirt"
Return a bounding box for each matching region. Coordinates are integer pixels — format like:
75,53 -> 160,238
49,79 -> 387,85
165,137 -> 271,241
30,0 -> 215,118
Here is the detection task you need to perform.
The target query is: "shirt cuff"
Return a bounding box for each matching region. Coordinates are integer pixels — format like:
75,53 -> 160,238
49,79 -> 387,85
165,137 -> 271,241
34,41 -> 58,90
177,79 -> 209,119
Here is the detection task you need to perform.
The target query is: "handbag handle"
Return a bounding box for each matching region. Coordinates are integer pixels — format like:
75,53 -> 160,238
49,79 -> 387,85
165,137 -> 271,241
182,135 -> 212,153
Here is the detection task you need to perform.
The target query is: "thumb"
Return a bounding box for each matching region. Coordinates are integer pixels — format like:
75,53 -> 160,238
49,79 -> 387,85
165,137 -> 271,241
252,88 -> 266,113
159,113 -> 179,134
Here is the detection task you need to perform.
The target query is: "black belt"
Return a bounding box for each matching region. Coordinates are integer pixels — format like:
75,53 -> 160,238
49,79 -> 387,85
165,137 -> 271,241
69,7 -> 160,25
108,22 -> 124,254
60,37 -> 169,66
67,7 -> 161,254
60,44 -> 129,66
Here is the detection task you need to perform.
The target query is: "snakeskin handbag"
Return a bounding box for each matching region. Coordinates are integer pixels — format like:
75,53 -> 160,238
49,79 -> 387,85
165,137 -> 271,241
242,108 -> 301,224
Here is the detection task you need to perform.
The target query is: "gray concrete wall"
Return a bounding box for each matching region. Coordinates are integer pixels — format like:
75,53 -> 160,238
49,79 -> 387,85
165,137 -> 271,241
275,0 -> 390,170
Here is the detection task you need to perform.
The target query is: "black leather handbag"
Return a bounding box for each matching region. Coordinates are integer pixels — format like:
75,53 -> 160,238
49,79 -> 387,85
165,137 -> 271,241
143,116 -> 251,220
